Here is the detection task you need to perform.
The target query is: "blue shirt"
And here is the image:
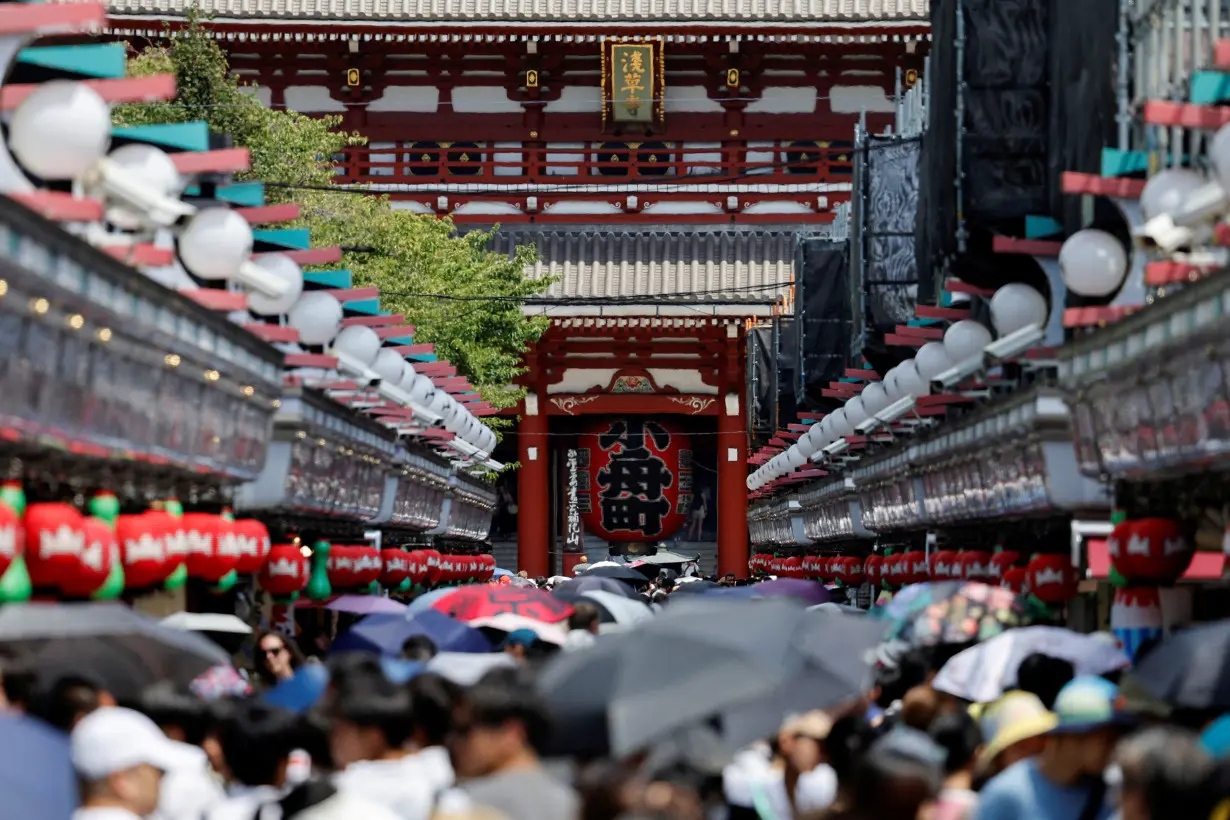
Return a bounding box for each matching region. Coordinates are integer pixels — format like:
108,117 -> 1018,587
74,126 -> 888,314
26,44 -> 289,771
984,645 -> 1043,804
974,759 -> 1113,820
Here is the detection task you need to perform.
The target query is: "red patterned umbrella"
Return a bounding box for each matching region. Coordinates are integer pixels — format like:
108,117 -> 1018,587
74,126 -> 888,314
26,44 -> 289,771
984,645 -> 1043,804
431,585 -> 575,624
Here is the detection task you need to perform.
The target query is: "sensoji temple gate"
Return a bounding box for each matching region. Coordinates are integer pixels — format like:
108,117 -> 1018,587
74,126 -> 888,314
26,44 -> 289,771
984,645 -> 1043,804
98,0 -> 929,575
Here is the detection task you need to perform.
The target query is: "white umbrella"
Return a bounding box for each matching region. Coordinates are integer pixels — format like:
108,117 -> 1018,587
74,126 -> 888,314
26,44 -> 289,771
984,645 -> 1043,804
933,626 -> 1130,704
467,613 -> 567,645
582,590 -> 654,627
578,561 -> 622,573
427,652 -> 517,686
160,612 -> 252,635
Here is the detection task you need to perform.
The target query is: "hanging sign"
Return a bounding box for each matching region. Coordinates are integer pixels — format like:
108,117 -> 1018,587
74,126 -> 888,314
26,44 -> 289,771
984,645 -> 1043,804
602,39 -> 664,129
579,417 -> 691,542
564,448 -> 583,553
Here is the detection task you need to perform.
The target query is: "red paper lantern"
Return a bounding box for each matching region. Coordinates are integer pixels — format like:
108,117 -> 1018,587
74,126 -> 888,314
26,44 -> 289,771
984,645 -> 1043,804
1108,518 -> 1193,585
143,510 -> 185,581
379,548 -> 411,588
59,517 -> 116,598
259,543 -> 309,597
232,519 -> 272,575
840,556 -> 865,585
0,502 -> 21,580
327,544 -> 358,588
781,556 -> 803,579
1001,566 -> 1029,594
1026,554 -> 1079,604
404,550 -> 424,585
988,549 -> 1021,584
440,554 -> 459,583
957,550 -> 993,581
878,554 -> 899,587
182,513 -> 238,582
578,417 -> 692,542
116,513 -> 166,589
864,554 -> 883,585
422,549 -> 442,584
352,545 -> 382,587
479,554 -> 496,581
929,549 -> 960,580
24,502 -> 86,591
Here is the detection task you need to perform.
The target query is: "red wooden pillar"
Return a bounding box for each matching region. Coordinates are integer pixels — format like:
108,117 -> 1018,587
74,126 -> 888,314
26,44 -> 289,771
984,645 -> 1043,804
517,394 -> 550,578
717,391 -> 749,577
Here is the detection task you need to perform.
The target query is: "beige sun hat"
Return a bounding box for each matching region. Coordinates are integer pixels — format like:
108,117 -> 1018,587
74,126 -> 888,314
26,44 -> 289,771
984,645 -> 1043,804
976,690 -> 1057,768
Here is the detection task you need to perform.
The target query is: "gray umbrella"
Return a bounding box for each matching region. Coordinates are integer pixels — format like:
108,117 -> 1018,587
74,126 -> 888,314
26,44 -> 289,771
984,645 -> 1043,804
0,603 -> 231,700
537,597 -> 879,758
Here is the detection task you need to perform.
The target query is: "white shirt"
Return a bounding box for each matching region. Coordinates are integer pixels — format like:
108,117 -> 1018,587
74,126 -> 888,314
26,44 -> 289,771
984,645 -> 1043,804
154,742 -> 226,820
73,809 -> 143,820
563,630 -> 597,651
204,784 -> 284,820
333,755 -> 436,820
723,744 -> 837,819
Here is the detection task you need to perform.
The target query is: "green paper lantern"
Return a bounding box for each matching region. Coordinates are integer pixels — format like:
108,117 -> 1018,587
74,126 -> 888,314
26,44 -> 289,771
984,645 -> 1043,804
91,551 -> 125,600
163,498 -> 184,519
305,541 -> 332,602
1108,565 -> 1129,589
0,483 -> 25,517
164,563 -> 188,591
88,492 -> 120,526
366,580 -> 380,596
1110,509 -> 1128,526
0,556 -> 32,603
396,578 -> 411,593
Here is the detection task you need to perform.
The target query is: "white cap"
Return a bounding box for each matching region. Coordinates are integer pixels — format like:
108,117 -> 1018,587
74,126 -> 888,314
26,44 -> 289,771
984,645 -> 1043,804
71,707 -> 191,780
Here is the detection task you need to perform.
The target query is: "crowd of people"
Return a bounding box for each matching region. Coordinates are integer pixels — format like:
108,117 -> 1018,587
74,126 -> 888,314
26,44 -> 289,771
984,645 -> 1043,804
2,572 -> 1230,820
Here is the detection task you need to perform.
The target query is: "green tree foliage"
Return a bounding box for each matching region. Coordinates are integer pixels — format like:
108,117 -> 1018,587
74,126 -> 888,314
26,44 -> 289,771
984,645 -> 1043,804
113,14 -> 548,412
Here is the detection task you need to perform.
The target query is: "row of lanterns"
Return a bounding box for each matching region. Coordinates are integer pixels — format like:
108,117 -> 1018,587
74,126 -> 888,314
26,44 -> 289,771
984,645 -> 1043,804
0,483 -> 495,602
749,549 -> 1080,604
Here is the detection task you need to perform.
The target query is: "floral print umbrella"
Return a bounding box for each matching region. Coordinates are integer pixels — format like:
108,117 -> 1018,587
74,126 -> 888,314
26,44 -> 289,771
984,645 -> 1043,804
876,581 -> 1026,647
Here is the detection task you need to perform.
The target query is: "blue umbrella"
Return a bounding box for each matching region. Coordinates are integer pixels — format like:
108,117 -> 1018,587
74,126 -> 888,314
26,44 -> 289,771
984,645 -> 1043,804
0,713 -> 77,818
332,610 -> 492,656
406,587 -> 460,616
261,664 -> 331,715
493,568 -> 517,578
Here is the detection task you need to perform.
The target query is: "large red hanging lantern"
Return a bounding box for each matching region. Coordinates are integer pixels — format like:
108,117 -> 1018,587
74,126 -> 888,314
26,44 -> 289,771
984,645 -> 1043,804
232,519 -> 272,575
60,517 -> 116,598
259,544 -> 309,597
864,554 -> 883,586
327,544 -> 358,589
929,549 -> 959,580
0,501 -> 21,580
839,556 -> 864,585
895,550 -> 927,586
988,549 -> 1021,584
421,549 -> 442,584
116,513 -> 166,589
182,513 -> 238,582
957,550 -> 994,582
879,554 -> 900,587
379,548 -> 411,588
578,417 -> 692,542
24,503 -> 86,592
781,556 -> 803,580
352,544 -> 382,587
143,509 -> 185,580
1026,554 -> 1079,604
1109,518 -> 1193,585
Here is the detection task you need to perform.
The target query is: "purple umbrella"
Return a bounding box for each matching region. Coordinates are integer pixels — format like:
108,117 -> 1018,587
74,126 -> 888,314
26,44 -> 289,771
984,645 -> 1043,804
325,595 -> 408,615
713,579 -> 831,606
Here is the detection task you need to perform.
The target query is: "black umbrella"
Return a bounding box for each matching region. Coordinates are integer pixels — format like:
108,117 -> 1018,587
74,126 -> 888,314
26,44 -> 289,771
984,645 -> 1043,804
671,580 -> 719,595
537,598 -> 883,758
582,564 -> 650,584
1128,620 -> 1230,711
0,603 -> 230,701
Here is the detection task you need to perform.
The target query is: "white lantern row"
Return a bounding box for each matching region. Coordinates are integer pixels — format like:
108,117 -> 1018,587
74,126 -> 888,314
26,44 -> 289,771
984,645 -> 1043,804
748,281 -> 1050,493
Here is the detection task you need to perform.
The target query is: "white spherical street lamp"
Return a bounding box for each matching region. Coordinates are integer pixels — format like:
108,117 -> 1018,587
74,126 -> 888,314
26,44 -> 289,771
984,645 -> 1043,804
989,283 -> 1048,337
9,81 -> 111,181
331,325 -> 382,366
1140,167 -> 1206,222
179,208 -> 255,282
1059,229 -> 1128,298
245,254 -> 304,316
287,292 -> 344,346
943,319 -> 993,362
915,342 -> 953,381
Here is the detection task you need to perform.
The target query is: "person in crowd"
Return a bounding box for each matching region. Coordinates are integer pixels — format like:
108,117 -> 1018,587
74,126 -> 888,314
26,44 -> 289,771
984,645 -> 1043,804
401,635 -> 439,663
499,630 -> 538,664
71,707 -> 194,820
0,652 -> 35,713
405,672 -> 462,796
138,682 -> 225,820
975,676 -> 1129,820
1113,726 -> 1218,820
686,487 -> 710,542
253,631 -> 305,690
724,711 -> 838,819
899,685 -> 942,732
564,602 -> 602,651
814,713 -> 882,814
928,710 -> 982,820
974,691 -> 1054,783
327,657 -> 435,820
809,725 -> 944,820
446,666 -> 578,820
37,672 -> 115,732
206,699 -> 301,820
1015,654 -> 1076,711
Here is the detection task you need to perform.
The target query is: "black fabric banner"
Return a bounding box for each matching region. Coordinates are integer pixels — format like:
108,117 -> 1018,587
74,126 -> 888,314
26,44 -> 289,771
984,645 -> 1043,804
794,240 -> 850,409
746,326 -> 777,439
865,137 -> 922,331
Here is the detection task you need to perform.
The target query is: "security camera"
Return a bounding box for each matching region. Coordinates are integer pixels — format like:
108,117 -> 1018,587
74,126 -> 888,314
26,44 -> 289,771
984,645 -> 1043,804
378,382 -> 443,426
854,415 -> 881,436
984,323 -> 1044,363
931,354 -> 985,393
823,439 -> 849,457
331,350 -> 383,387
876,396 -> 916,425
89,158 -> 196,228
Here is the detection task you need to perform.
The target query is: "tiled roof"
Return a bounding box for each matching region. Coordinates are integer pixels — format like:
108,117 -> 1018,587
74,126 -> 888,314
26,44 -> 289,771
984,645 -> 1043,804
99,0 -> 928,23
491,228 -> 796,303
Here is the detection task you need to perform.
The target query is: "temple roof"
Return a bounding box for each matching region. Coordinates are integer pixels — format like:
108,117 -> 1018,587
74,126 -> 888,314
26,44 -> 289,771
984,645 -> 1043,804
98,0 -> 928,24
491,227 -> 799,317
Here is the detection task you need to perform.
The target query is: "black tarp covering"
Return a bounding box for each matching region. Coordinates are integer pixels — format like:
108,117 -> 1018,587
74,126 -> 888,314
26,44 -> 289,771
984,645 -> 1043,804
917,0 -> 1115,293
746,326 -> 777,440
864,137 -> 922,332
794,240 -> 850,409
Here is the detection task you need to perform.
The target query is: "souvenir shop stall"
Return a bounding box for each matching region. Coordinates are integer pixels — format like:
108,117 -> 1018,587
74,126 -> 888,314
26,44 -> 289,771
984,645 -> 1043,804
0,5 -> 500,632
